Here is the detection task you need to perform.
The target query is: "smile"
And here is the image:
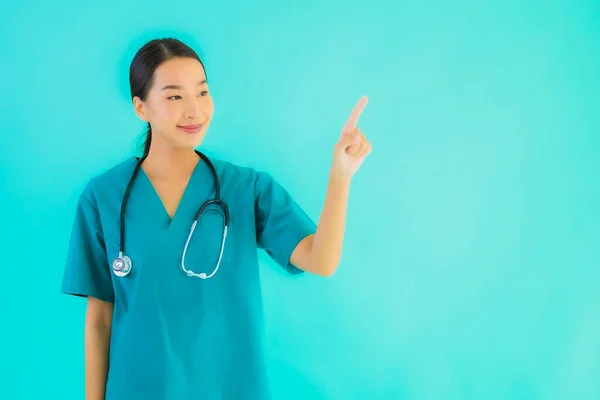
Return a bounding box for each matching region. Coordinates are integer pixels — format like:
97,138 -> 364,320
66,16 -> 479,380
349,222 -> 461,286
178,124 -> 203,134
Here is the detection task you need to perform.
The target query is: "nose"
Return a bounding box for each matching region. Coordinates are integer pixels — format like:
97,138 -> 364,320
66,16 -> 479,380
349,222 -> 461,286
184,99 -> 200,119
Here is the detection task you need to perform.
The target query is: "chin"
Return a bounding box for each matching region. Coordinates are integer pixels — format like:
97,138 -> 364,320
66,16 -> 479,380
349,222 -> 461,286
175,134 -> 206,150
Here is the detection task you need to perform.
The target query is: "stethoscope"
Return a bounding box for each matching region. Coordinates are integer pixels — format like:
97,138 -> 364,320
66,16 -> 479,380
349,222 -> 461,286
111,150 -> 229,280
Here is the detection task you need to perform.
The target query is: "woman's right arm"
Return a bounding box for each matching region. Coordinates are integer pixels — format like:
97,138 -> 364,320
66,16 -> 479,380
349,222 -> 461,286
85,296 -> 113,400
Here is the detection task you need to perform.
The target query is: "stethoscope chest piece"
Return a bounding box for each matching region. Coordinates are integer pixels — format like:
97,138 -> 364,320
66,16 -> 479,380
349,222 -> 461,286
112,254 -> 132,277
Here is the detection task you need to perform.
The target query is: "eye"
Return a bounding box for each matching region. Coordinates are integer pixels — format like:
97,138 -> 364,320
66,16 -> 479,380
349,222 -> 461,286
167,91 -> 208,100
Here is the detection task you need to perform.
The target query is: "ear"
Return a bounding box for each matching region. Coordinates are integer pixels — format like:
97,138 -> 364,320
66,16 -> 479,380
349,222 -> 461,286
132,96 -> 149,122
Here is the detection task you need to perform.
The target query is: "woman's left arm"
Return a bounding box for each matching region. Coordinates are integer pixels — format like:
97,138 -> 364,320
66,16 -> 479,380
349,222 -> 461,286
291,96 -> 372,276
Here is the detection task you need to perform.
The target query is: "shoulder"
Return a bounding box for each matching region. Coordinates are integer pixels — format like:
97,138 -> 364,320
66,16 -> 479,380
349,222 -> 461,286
206,155 -> 273,190
206,156 -> 303,214
78,156 -> 138,207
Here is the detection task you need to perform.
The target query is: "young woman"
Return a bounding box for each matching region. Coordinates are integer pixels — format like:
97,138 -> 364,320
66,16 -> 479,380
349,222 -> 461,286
61,37 -> 371,400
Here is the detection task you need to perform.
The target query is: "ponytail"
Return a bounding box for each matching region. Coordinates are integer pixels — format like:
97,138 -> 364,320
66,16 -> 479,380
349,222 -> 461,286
142,123 -> 152,156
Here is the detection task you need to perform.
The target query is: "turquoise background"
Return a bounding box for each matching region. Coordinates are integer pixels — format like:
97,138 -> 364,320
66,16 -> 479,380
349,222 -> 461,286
1,0 -> 599,399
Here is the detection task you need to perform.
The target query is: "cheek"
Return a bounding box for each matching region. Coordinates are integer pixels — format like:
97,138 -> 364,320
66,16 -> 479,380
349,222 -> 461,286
148,100 -> 178,124
203,98 -> 215,118
163,102 -> 182,121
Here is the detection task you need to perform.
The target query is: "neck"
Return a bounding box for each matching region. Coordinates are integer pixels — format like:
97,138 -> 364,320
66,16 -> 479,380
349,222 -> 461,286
142,141 -> 200,180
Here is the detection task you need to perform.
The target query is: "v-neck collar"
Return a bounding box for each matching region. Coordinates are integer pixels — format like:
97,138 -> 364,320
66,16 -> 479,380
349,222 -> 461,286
135,155 -> 209,233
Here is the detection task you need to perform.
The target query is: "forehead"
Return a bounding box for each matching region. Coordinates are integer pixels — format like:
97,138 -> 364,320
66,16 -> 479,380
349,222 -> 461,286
152,57 -> 206,86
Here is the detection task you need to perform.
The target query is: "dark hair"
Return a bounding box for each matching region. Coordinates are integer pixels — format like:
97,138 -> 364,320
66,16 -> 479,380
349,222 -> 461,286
129,38 -> 206,155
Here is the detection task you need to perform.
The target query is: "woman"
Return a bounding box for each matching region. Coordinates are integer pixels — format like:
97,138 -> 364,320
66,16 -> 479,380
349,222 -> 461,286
61,37 -> 371,400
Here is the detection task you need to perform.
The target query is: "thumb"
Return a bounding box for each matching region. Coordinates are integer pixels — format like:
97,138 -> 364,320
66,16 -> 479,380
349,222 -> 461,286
336,133 -> 360,150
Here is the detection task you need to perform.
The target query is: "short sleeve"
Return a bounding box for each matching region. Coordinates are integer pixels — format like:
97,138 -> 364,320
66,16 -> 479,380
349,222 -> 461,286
60,187 -> 115,303
254,172 -> 317,274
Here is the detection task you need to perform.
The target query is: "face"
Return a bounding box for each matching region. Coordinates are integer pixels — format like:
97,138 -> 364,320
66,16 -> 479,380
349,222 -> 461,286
133,57 -> 214,151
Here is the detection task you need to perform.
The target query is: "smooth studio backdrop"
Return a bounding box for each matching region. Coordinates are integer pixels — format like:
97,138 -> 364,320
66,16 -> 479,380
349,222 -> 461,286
1,1 -> 599,399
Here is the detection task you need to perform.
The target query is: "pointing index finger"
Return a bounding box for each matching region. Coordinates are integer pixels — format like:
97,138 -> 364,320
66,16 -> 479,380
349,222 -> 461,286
342,96 -> 368,134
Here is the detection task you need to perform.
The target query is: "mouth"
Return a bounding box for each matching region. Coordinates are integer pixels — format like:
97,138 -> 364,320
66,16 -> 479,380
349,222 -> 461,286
178,123 -> 203,134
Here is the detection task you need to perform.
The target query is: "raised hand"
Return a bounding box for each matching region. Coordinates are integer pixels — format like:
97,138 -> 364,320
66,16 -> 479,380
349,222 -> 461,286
331,96 -> 372,180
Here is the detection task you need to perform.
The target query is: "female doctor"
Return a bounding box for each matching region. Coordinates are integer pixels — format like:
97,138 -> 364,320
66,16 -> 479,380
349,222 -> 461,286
61,37 -> 371,400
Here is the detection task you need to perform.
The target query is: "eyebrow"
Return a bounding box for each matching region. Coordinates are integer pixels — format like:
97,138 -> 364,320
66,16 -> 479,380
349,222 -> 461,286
161,79 -> 207,90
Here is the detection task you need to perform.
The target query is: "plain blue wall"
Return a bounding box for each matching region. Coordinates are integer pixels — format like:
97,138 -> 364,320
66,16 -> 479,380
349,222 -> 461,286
1,1 -> 599,399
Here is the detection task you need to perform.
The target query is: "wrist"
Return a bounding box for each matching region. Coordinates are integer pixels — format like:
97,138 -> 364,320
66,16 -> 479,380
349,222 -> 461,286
329,166 -> 352,188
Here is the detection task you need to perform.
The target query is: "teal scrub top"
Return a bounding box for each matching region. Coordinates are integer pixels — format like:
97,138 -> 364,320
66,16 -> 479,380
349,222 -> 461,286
60,155 -> 317,399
